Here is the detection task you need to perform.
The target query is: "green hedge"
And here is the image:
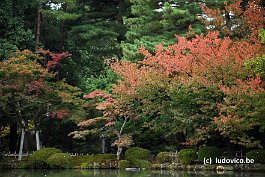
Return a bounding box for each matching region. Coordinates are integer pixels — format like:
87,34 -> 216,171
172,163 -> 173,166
118,160 -> 132,169
80,162 -> 99,169
47,153 -> 73,168
72,154 -> 116,166
28,148 -> 62,168
156,152 -> 172,163
132,159 -> 152,168
125,147 -> 151,161
177,149 -> 197,165
246,149 -> 265,163
198,146 -> 222,162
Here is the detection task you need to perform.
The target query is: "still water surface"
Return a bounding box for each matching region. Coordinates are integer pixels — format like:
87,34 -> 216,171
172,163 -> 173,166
0,169 -> 264,177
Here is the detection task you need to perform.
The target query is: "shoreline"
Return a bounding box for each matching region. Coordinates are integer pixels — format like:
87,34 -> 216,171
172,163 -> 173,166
1,158 -> 265,172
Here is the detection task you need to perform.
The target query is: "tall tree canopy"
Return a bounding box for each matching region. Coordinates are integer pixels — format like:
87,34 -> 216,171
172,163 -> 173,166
0,50 -> 85,152
121,0 -> 227,61
76,0 -> 265,155
0,0 -> 40,59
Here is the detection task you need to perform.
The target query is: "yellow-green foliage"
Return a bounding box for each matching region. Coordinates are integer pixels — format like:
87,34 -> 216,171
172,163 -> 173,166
156,152 -> 172,163
80,162 -> 94,169
177,149 -> 197,165
120,147 -> 152,169
244,54 -> 265,80
131,159 -> 152,169
198,146 -> 222,162
125,147 -> 151,161
28,148 -> 62,168
246,149 -> 265,164
259,28 -> 265,43
72,154 -> 116,167
46,153 -> 73,168
0,127 -> 9,137
118,160 -> 131,169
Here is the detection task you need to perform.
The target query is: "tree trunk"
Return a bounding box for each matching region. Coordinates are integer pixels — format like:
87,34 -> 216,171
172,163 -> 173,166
23,130 -> 30,152
116,146 -> 122,160
226,138 -> 235,158
115,116 -> 128,160
33,108 -> 41,150
43,118 -> 54,146
102,137 -> 106,154
117,0 -> 126,42
9,123 -> 17,153
35,130 -> 41,150
35,8 -> 41,52
18,128 -> 25,161
60,21 -> 65,52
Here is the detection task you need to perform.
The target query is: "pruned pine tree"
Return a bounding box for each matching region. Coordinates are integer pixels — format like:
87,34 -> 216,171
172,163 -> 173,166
121,0 -> 227,61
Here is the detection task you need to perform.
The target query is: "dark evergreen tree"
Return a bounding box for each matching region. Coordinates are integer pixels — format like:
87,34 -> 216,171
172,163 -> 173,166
121,0 -> 226,61
62,0 -> 129,90
0,0 -> 40,59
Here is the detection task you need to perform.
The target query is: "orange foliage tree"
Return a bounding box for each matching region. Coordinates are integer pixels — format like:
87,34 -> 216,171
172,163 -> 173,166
78,0 -> 265,154
81,29 -> 264,149
200,0 -> 265,41
0,50 -> 85,152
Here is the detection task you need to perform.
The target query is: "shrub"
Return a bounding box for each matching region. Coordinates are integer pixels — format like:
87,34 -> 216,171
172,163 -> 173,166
18,161 -> 29,169
132,159 -> 152,169
118,160 -> 132,169
246,149 -> 265,163
198,146 -> 222,162
156,152 -> 172,163
0,161 -> 10,169
94,154 -> 116,160
151,163 -> 161,170
125,147 -> 151,161
80,163 -> 89,169
72,154 -> 116,166
47,153 -> 73,168
80,162 -> 99,169
28,148 -> 62,168
177,149 -> 197,165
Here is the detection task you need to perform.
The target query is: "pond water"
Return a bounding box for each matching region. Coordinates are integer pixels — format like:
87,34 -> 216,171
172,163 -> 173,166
0,169 -> 264,177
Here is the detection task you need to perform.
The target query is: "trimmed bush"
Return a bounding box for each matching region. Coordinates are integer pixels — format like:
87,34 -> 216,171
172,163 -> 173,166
18,161 -> 28,169
118,160 -> 132,169
198,146 -> 222,162
246,149 -> 265,163
156,152 -> 172,163
28,148 -> 62,168
177,149 -> 197,165
47,153 -> 73,168
125,147 -> 151,161
80,162 -> 100,169
151,163 -> 161,170
72,154 -> 116,166
132,159 -> 152,168
95,154 -> 116,160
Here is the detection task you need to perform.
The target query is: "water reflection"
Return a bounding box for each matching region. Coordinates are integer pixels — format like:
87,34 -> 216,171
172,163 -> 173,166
0,169 -> 264,177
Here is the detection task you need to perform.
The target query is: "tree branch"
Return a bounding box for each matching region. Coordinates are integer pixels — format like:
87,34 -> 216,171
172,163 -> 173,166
118,115 -> 128,138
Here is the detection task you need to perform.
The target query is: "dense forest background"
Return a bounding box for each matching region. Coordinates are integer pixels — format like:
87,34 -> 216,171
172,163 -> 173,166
0,0 -> 265,158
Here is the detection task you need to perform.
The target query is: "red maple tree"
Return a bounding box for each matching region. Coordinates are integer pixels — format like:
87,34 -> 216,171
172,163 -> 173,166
47,52 -> 72,69
200,0 -> 265,41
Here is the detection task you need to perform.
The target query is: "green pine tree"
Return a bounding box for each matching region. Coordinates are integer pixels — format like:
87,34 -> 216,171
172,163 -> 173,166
121,0 -> 226,61
63,0 -> 128,90
0,0 -> 39,59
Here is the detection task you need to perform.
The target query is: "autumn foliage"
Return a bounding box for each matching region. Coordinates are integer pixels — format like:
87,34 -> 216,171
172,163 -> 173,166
47,52 -> 72,69
80,0 -> 265,150
140,31 -> 261,80
84,37 -> 264,146
200,0 -> 265,41
0,50 -> 85,128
